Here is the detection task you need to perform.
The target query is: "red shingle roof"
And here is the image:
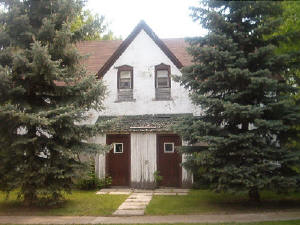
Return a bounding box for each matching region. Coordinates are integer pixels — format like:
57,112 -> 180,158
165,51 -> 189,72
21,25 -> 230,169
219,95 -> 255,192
76,38 -> 193,75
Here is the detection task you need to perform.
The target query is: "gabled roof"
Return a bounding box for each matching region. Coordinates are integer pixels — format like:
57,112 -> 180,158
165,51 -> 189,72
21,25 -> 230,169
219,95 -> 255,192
76,21 -> 193,77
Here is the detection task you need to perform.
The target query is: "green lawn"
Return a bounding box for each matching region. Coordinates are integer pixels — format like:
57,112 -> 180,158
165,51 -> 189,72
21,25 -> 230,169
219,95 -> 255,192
0,190 -> 128,216
145,190 -> 300,215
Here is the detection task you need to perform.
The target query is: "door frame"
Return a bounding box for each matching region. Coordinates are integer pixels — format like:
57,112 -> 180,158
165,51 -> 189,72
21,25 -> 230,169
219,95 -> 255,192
156,134 -> 182,187
106,133 -> 131,187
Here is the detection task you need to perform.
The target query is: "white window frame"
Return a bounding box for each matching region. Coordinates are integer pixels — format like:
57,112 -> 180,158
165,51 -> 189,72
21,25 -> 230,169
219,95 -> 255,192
164,142 -> 174,153
113,143 -> 123,154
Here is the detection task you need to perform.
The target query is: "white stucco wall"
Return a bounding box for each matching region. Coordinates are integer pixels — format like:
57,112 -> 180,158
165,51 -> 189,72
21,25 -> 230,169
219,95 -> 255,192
131,133 -> 157,188
89,30 -> 199,123
91,134 -> 106,179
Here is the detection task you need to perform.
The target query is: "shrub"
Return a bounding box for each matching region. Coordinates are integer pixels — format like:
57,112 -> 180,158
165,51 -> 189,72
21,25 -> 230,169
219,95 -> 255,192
75,161 -> 112,190
154,170 -> 163,187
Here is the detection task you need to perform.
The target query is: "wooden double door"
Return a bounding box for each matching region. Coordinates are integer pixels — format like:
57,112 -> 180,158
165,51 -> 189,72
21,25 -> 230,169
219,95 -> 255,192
157,134 -> 182,187
106,134 -> 182,187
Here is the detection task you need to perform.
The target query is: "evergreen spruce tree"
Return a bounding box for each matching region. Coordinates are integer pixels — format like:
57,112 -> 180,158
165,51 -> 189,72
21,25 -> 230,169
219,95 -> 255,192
0,0 -> 107,205
175,1 -> 300,202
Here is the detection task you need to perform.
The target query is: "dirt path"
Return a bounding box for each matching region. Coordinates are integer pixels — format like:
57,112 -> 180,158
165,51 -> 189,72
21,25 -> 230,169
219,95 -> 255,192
1,211 -> 300,224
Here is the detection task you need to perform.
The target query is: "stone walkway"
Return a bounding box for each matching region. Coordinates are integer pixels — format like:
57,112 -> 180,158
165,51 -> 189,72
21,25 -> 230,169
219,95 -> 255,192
1,211 -> 300,224
96,188 -> 190,196
113,192 -> 152,216
96,188 -> 189,216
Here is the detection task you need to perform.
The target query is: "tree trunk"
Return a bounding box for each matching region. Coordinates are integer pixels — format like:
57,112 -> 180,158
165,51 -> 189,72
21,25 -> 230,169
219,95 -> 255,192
248,188 -> 261,203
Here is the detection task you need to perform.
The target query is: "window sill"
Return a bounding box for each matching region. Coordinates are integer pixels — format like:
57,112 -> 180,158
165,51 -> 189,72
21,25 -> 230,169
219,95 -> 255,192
152,97 -> 173,101
114,99 -> 136,103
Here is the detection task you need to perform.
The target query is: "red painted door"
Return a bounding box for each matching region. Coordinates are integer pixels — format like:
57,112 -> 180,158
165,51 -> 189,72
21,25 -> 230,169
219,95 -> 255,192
157,134 -> 182,187
106,134 -> 130,186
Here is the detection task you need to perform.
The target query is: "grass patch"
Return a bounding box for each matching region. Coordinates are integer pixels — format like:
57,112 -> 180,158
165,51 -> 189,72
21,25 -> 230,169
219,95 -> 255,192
145,190 -> 300,215
0,190 -> 128,216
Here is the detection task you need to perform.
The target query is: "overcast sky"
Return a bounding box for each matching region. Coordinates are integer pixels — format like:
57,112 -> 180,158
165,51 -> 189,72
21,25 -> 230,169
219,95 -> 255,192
85,0 -> 207,39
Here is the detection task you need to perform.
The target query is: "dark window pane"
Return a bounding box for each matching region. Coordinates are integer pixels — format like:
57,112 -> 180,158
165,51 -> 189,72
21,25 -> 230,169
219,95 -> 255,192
157,77 -> 169,87
119,70 -> 132,89
164,143 -> 174,152
156,69 -> 169,88
114,143 -> 123,153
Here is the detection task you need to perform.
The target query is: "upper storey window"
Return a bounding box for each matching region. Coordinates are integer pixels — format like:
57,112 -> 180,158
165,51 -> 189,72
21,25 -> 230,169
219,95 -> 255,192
156,70 -> 170,88
155,63 -> 171,100
118,65 -> 133,89
117,65 -> 134,102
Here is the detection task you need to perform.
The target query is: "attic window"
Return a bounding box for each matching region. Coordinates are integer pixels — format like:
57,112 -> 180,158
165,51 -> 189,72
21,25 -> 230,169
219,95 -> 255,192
156,70 -> 170,88
118,65 -> 133,89
155,64 -> 170,88
155,63 -> 171,100
117,65 -> 134,102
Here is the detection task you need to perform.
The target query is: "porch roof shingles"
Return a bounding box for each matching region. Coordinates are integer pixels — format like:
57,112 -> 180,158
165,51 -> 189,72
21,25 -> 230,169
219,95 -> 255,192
76,38 -> 193,75
96,114 -> 192,132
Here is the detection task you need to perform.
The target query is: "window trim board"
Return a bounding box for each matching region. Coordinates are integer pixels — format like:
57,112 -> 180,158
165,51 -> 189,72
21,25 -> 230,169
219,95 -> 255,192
117,65 -> 133,89
113,143 -> 124,154
164,142 -> 175,153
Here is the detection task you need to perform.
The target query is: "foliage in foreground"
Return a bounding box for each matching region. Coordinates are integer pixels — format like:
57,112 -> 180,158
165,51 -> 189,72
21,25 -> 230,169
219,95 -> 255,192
175,1 -> 300,202
0,0 -> 107,206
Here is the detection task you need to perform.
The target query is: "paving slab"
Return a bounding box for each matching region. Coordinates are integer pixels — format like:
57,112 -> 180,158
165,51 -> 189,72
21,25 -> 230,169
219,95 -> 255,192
109,192 -> 131,195
154,192 -> 176,195
127,195 -> 152,200
133,189 -> 154,193
127,198 -> 152,202
153,188 -> 179,193
130,193 -> 153,196
126,199 -> 151,202
121,202 -> 149,206
113,192 -> 153,216
116,189 -> 133,192
97,188 -> 190,195
118,204 -> 147,210
112,209 -> 145,216
172,189 -> 190,193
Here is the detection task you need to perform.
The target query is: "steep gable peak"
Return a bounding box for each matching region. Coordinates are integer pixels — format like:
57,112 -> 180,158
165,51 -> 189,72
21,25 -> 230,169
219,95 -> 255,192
97,20 -> 184,78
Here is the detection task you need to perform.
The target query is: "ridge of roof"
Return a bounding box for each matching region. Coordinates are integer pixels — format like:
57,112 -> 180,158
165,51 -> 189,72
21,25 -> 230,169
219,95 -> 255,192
96,20 -> 184,78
